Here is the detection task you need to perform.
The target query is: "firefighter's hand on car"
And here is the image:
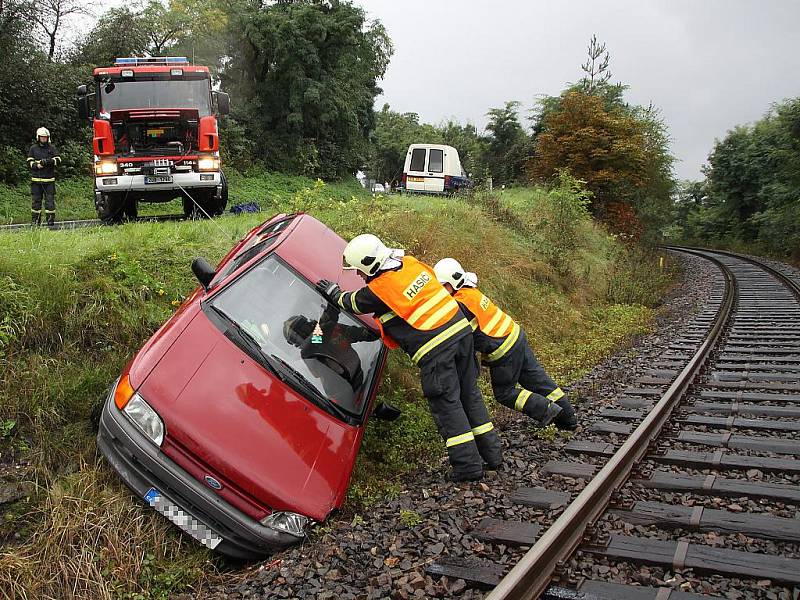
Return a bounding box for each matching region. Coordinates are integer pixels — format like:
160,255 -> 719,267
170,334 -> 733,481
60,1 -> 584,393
316,279 -> 341,300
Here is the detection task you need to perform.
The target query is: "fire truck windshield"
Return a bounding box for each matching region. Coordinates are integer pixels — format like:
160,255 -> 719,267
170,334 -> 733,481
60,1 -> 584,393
99,77 -> 212,115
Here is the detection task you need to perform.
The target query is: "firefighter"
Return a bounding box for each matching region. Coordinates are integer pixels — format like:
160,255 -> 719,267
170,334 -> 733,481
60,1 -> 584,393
316,234 -> 503,482
26,127 -> 61,227
433,258 -> 578,430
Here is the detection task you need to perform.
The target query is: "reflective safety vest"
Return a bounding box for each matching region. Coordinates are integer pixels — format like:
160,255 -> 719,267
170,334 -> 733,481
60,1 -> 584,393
455,287 -> 515,337
454,286 -> 520,363
368,256 -> 462,354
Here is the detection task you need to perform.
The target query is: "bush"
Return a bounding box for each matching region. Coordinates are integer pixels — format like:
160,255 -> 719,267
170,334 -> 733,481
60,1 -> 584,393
0,146 -> 29,185
56,140 -> 92,179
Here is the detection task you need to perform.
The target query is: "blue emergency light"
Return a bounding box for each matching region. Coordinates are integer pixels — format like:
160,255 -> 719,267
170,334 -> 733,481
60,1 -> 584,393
114,57 -> 190,66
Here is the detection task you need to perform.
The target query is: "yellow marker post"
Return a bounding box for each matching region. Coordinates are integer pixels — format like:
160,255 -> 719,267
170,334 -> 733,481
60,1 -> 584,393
659,256 -> 665,270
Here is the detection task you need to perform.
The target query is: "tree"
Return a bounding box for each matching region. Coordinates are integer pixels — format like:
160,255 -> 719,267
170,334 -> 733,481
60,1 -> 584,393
71,7 -> 150,66
580,34 -> 612,93
697,97 -> 800,257
527,37 -> 675,237
483,101 -> 530,185
222,0 -> 393,179
31,0 -> 91,60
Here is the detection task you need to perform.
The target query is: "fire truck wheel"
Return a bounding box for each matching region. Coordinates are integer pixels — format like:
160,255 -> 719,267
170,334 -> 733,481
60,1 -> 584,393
97,193 -> 126,225
123,197 -> 138,220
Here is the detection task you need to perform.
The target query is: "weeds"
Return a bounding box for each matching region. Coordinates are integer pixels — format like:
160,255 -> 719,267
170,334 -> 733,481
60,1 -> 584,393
399,509 -> 422,528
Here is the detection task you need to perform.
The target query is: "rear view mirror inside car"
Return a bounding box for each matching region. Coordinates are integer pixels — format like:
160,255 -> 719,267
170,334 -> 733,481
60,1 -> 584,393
372,402 -> 401,421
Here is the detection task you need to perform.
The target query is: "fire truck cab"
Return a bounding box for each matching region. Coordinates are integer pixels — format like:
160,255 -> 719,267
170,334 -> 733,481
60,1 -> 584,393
77,57 -> 230,223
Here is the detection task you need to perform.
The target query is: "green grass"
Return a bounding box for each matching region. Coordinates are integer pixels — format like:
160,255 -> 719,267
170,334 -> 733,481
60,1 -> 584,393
0,170 -> 366,224
0,174 -> 673,598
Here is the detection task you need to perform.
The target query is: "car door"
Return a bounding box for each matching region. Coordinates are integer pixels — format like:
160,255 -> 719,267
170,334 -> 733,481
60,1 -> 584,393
406,147 -> 427,192
424,148 -> 445,193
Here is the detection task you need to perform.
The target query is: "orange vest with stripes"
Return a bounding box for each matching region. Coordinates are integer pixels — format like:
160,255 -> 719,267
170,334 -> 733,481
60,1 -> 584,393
454,287 -> 515,338
368,256 -> 460,347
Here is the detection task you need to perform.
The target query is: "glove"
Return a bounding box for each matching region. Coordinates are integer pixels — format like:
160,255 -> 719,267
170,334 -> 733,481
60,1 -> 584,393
316,279 -> 341,300
35,161 -> 43,169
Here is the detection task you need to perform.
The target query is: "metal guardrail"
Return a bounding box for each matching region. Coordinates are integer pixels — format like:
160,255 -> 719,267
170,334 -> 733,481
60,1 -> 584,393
487,247 -> 737,600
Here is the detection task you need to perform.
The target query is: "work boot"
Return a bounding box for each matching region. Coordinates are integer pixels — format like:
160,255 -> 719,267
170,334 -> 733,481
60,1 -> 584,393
451,468 -> 483,483
539,401 -> 563,427
31,211 -> 41,226
553,398 -> 578,431
45,211 -> 55,228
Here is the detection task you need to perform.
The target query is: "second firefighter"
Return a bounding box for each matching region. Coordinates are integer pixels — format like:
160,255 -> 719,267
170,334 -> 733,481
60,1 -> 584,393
434,257 -> 578,430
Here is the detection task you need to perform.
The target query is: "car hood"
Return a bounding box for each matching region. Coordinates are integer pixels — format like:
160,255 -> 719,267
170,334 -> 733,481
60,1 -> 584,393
138,312 -> 362,522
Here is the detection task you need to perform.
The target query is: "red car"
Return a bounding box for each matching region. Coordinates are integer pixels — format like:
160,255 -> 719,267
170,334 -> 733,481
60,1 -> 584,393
97,213 -> 394,558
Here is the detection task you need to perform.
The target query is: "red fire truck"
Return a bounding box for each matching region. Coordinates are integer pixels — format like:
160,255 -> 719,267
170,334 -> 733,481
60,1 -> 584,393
77,57 -> 230,223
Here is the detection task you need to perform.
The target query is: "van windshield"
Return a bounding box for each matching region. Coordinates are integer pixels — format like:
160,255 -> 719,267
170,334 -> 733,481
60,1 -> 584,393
428,149 -> 444,173
409,148 -> 426,172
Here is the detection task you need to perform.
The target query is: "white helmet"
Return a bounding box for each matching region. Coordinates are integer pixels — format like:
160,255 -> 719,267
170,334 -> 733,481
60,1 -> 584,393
36,127 -> 50,141
434,258 -> 467,290
343,233 -> 393,276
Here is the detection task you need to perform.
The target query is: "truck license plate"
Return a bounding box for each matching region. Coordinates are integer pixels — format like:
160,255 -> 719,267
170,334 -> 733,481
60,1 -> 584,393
145,175 -> 173,184
407,176 -> 424,182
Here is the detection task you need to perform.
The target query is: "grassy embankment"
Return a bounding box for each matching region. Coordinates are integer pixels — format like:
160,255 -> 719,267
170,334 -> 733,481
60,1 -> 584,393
0,174 -> 676,599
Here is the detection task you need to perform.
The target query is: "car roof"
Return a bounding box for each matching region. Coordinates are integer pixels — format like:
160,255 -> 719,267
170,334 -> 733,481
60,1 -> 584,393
274,214 -> 361,288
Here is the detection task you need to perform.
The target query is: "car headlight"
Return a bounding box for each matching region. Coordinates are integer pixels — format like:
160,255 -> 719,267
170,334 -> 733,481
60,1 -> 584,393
259,511 -> 309,537
123,393 -> 165,447
95,160 -> 118,175
197,157 -> 219,172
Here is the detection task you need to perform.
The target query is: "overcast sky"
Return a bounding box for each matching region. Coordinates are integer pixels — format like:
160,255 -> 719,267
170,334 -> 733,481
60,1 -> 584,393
358,0 -> 800,180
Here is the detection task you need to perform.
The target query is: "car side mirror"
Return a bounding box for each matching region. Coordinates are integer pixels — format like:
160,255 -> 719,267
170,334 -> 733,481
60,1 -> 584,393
192,257 -> 216,290
216,92 -> 230,115
372,401 -> 401,421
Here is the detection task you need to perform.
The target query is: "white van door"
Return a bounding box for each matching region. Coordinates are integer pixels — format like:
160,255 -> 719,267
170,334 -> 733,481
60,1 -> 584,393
406,147 -> 427,192
424,148 -> 446,192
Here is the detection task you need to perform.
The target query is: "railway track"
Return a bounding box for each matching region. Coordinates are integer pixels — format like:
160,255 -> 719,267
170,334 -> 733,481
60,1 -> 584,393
0,213 -> 190,232
420,248 -> 800,600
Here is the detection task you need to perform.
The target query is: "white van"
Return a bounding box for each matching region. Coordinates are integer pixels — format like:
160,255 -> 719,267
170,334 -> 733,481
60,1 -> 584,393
402,144 -> 471,194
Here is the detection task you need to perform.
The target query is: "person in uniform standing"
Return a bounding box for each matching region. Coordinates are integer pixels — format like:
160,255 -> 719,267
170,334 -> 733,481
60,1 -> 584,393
26,127 -> 61,227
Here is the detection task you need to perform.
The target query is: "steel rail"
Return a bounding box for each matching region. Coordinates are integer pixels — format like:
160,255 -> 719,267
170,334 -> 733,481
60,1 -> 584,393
487,248 -> 736,600
670,246 -> 800,302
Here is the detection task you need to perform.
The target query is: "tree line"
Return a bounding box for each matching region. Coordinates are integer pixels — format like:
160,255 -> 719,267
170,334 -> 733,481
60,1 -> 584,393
669,97 -> 800,260
371,36 -> 675,239
0,2 -> 676,237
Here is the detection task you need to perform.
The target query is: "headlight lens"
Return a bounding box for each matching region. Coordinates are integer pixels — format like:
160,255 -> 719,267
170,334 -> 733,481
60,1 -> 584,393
123,393 -> 165,446
95,160 -> 118,175
197,157 -> 220,172
260,511 -> 309,537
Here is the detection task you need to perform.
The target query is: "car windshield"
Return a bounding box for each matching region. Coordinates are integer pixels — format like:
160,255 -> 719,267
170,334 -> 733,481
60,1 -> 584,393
207,255 -> 382,420
100,77 -> 211,116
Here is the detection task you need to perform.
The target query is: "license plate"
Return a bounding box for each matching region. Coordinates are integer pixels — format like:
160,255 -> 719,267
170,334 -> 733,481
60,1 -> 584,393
144,487 -> 222,549
407,176 -> 424,182
144,175 -> 173,184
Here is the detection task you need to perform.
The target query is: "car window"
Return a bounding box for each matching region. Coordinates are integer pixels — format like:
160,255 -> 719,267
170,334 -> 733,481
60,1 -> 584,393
214,217 -> 294,283
428,149 -> 444,173
409,148 -> 426,172
208,255 -> 382,420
